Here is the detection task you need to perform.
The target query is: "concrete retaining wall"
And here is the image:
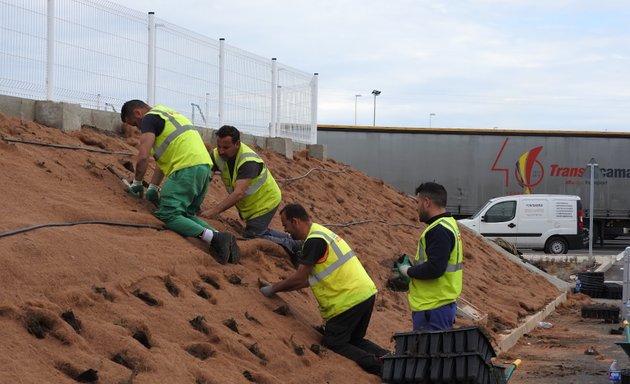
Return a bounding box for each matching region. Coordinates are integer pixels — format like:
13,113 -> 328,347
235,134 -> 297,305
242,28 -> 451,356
0,95 -> 326,160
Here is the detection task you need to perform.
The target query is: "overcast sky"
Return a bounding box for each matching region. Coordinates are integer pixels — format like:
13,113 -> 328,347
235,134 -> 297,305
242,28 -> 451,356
112,0 -> 630,131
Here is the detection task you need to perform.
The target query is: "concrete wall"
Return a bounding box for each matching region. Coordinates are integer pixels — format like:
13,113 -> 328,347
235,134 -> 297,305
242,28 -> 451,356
0,94 -> 326,160
0,94 -> 37,122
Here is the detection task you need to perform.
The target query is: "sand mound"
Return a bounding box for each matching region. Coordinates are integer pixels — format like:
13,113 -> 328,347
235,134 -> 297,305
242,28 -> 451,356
0,112 -> 560,383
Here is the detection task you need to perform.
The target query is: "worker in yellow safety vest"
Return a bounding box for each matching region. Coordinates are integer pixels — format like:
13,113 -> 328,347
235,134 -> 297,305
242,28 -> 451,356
200,125 -> 301,263
260,204 -> 389,376
395,182 -> 463,331
120,100 -> 239,264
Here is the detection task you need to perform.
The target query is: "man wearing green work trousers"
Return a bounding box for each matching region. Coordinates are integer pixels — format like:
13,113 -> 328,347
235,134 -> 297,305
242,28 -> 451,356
120,100 -> 239,264
200,125 -> 301,264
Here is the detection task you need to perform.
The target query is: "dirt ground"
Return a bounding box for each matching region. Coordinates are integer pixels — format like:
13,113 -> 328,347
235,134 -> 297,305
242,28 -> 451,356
496,257 -> 627,383
0,111 -> 624,383
500,294 -> 628,384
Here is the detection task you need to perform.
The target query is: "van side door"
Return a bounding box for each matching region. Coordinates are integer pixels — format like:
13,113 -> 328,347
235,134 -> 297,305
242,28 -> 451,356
477,200 -> 518,244
515,198 -> 548,249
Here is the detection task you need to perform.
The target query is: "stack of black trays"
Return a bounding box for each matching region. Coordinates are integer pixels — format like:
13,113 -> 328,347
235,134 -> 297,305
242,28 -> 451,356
604,282 -> 623,300
580,304 -> 620,323
577,272 -> 605,298
382,326 -> 505,384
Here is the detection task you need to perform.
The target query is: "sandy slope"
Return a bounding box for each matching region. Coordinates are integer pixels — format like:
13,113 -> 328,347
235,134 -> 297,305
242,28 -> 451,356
0,112 -> 561,383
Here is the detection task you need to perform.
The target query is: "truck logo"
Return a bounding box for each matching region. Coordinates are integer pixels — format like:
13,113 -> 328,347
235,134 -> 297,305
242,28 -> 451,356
514,146 -> 544,193
492,138 -> 625,194
492,138 -> 545,193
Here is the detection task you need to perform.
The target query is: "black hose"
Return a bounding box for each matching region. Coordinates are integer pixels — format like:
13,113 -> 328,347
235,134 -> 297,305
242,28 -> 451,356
276,167 -> 346,182
0,221 -> 163,239
322,219 -> 422,229
2,137 -> 134,156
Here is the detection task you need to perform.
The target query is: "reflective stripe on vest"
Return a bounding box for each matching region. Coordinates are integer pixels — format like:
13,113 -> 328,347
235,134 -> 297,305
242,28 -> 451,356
408,216 -> 463,311
308,230 -> 356,286
306,223 -> 377,320
216,152 -> 269,196
416,219 -> 462,272
151,108 -> 193,160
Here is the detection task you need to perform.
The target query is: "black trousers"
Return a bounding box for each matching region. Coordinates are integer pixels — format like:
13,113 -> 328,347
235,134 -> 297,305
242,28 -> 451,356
321,295 -> 389,375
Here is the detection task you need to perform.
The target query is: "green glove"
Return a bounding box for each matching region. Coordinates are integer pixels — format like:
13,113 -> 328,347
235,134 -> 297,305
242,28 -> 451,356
146,184 -> 160,205
395,254 -> 412,270
127,179 -> 144,197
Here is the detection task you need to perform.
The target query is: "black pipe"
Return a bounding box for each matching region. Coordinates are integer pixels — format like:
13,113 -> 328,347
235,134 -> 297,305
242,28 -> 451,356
2,137 -> 134,156
0,221 -> 163,239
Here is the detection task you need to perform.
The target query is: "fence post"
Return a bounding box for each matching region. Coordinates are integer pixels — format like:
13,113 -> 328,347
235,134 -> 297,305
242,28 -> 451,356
205,92 -> 210,128
624,247 -> 630,321
46,0 -> 55,100
147,12 -> 156,105
219,38 -> 225,128
310,73 -> 319,144
270,58 -> 278,138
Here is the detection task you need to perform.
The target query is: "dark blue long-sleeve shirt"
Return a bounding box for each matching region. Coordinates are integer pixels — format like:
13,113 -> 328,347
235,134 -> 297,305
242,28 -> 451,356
407,212 -> 455,280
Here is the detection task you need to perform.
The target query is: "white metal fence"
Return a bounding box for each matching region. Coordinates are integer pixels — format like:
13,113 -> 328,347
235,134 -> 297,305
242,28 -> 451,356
0,0 -> 318,144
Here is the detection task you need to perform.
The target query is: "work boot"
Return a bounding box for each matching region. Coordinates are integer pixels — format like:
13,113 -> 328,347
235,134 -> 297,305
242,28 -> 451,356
211,231 -> 236,264
228,236 -> 240,264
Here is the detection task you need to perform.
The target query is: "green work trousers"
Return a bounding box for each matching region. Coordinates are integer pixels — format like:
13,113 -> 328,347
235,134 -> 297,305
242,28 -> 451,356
154,164 -> 215,237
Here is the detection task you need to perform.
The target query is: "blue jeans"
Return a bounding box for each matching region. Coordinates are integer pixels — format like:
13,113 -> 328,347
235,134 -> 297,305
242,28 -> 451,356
412,302 -> 457,331
244,204 -> 302,258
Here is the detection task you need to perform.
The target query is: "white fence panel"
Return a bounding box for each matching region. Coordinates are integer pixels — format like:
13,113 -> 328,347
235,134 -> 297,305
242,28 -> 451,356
0,0 -> 317,143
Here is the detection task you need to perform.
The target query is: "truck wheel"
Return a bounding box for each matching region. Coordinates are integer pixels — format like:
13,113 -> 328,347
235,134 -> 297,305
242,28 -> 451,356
545,237 -> 568,254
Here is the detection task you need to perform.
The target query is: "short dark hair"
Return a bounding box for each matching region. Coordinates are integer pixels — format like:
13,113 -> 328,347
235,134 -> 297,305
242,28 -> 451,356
120,99 -> 150,122
280,204 -> 310,221
415,182 -> 447,207
216,125 -> 240,143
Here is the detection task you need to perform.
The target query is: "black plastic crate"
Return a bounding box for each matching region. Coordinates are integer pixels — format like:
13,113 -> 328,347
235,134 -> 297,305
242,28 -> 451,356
605,282 -> 623,300
382,353 -> 495,384
382,355 -> 428,384
577,271 -> 604,282
581,305 -> 620,323
429,353 -> 491,384
577,272 -> 605,291
622,368 -> 630,384
426,327 -> 495,363
393,331 -> 431,356
580,287 -> 605,298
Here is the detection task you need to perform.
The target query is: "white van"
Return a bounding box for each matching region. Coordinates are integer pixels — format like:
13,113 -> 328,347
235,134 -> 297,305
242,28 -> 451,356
458,194 -> 584,254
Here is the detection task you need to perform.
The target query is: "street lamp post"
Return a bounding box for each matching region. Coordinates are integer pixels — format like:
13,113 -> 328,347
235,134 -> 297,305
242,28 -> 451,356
371,90 -> 381,126
429,113 -> 435,128
586,158 -> 599,257
354,94 -> 361,125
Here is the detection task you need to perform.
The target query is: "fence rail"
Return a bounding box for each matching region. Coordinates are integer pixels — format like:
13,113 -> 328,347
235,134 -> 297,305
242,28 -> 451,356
0,0 -> 317,143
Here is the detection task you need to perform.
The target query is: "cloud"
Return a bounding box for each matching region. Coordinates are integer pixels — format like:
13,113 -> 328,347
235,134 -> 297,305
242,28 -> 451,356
112,0 -> 630,131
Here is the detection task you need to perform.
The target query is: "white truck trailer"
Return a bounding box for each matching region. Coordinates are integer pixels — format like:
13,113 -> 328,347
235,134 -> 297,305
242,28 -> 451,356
318,125 -> 630,244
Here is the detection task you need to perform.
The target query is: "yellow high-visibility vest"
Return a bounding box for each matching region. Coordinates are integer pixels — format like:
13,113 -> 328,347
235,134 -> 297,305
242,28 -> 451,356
212,143 -> 280,220
306,223 -> 377,320
408,217 -> 463,311
147,105 -> 212,177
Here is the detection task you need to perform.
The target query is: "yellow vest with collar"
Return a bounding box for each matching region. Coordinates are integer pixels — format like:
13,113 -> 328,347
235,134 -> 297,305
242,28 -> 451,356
212,143 -> 281,220
408,216 -> 463,311
306,223 -> 377,320
147,105 -> 212,177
